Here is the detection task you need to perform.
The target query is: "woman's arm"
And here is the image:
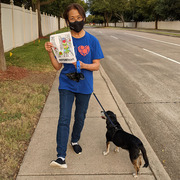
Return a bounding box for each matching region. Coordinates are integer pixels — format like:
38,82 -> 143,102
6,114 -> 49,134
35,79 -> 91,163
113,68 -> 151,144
45,42 -> 62,70
73,59 -> 100,71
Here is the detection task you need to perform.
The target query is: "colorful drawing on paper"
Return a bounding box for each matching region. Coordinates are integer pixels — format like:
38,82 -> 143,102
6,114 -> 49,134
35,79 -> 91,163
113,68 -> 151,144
50,32 -> 76,63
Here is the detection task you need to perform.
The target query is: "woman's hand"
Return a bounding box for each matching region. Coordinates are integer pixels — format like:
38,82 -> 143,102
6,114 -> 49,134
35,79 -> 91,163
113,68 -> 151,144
73,60 -> 100,71
72,61 -> 84,69
72,59 -> 100,71
45,42 -> 54,53
45,42 -> 62,70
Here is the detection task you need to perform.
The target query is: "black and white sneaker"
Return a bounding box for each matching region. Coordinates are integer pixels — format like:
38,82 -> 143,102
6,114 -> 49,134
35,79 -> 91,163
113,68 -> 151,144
71,142 -> 82,154
50,158 -> 67,168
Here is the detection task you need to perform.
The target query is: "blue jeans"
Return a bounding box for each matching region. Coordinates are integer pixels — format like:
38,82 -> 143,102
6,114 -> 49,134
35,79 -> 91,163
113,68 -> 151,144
56,89 -> 91,158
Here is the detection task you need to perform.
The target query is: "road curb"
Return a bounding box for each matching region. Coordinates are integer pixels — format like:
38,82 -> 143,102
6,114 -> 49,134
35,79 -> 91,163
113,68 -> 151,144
99,66 -> 171,180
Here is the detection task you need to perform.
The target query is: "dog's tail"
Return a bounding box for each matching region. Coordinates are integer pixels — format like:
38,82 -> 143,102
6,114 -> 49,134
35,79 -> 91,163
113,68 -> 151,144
140,144 -> 149,167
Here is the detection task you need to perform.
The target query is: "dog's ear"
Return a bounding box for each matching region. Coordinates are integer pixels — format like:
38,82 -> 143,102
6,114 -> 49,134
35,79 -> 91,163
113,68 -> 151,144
111,111 -> 117,119
107,111 -> 117,119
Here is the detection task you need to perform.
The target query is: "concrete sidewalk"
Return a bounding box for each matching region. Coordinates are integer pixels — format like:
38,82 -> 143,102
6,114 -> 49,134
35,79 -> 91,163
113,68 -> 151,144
17,67 -> 171,180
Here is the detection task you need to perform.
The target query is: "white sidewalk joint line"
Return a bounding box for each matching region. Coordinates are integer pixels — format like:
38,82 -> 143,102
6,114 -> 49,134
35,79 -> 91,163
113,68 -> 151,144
110,35 -> 118,39
143,48 -> 180,65
125,33 -> 180,47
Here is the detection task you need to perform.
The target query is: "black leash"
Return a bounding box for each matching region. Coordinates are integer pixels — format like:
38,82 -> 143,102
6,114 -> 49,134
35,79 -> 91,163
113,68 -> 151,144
66,61 -> 118,129
92,91 -> 118,129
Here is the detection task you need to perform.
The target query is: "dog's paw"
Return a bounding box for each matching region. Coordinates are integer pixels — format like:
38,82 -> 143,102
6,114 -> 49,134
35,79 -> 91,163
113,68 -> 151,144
133,173 -> 138,178
114,147 -> 119,153
103,151 -> 109,156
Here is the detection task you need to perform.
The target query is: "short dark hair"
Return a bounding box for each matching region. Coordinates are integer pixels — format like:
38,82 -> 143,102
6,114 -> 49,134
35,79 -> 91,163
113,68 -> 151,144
63,3 -> 86,23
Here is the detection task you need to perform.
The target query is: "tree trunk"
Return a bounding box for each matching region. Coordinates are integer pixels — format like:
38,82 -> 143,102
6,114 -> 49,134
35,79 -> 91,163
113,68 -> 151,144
104,13 -> 109,27
34,0 -> 56,37
104,12 -> 112,27
103,16 -> 106,27
115,13 -> 125,28
0,3 -> 7,71
58,16 -> 60,30
155,15 -> 158,29
105,13 -> 108,27
36,0 -> 43,37
32,2 -> 36,11
135,21 -> 137,28
120,14 -> 125,28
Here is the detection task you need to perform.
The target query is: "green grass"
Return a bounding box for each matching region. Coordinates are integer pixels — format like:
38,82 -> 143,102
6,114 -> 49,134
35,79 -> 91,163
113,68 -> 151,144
0,81 -> 49,123
6,39 -> 51,71
5,27 -> 69,71
0,27 -> 68,180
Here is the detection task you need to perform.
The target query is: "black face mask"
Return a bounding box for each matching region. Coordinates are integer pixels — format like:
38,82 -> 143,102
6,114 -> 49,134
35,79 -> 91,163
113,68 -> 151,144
69,20 -> 84,33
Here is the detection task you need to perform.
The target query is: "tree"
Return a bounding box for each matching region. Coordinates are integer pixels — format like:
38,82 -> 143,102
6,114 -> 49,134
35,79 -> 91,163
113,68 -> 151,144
156,0 -> 180,20
89,0 -> 115,27
1,0 -> 33,8
41,0 -> 65,30
41,0 -> 88,30
112,0 -> 128,27
88,0 -> 128,27
86,14 -> 104,24
32,0 -> 56,37
0,2 -> 7,71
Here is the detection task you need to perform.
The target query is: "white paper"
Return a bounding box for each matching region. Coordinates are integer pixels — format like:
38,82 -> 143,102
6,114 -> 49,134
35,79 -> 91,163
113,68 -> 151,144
50,32 -> 76,63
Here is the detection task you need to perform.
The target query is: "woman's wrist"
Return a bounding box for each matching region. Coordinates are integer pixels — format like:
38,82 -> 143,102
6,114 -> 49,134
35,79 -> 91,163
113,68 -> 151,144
48,51 -> 53,55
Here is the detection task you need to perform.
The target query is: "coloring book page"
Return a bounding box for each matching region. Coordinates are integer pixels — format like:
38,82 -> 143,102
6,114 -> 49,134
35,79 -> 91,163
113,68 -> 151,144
50,32 -> 76,63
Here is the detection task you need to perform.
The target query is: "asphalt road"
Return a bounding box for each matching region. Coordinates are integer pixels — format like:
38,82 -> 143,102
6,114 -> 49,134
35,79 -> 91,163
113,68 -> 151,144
85,27 -> 180,180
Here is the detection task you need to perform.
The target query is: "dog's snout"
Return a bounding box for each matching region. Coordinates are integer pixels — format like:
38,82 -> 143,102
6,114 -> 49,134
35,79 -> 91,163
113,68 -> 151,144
101,111 -> 106,119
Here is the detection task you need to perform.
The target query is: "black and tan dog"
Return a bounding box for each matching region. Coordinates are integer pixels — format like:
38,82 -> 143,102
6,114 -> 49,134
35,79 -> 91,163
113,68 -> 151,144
101,110 -> 149,177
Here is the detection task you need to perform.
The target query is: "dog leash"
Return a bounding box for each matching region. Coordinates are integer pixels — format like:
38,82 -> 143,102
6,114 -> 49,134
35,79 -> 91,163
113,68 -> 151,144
75,61 -> 118,129
76,60 -> 81,73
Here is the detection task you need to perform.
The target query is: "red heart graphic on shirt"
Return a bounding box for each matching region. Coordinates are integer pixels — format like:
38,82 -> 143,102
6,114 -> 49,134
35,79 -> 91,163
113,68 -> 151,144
78,45 -> 90,56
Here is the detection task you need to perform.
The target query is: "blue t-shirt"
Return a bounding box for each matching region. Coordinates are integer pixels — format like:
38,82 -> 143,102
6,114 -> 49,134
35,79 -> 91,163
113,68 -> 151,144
59,31 -> 104,94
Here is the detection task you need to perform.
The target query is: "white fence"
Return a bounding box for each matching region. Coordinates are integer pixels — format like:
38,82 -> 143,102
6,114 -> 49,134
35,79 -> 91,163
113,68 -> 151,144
1,3 -> 66,52
108,21 -> 180,30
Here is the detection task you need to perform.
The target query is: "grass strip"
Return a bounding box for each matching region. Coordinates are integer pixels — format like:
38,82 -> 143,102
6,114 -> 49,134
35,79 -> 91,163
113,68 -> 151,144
107,26 -> 180,37
0,27 -> 68,180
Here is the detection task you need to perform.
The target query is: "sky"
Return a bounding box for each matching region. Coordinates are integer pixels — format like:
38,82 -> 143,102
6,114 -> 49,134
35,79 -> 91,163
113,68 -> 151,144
84,0 -> 90,17
86,11 -> 90,17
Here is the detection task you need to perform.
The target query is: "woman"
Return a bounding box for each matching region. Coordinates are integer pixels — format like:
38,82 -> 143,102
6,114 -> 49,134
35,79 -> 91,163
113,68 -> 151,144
45,3 -> 104,168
